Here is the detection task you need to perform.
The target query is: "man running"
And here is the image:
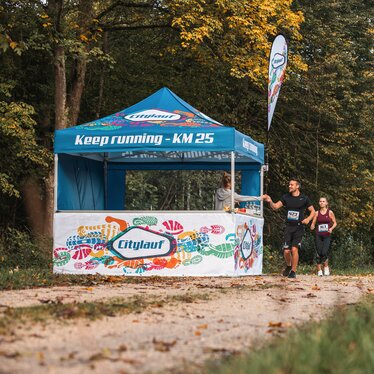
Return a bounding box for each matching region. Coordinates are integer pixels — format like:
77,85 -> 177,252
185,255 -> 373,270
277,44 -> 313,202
262,179 -> 315,278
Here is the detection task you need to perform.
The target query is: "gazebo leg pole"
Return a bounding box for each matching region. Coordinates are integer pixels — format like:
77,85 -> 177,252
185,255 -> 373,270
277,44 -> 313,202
104,153 -> 108,210
54,154 -> 58,212
231,151 -> 235,210
260,165 -> 264,217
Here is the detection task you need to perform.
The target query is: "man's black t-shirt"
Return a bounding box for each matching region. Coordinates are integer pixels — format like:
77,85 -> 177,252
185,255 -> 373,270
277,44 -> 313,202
280,193 -> 313,225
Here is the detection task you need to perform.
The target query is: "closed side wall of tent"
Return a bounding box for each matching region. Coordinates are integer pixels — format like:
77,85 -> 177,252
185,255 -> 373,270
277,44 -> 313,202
58,154 -> 105,210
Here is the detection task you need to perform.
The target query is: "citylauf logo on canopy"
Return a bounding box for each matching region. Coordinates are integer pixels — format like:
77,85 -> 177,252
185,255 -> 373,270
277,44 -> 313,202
107,226 -> 177,260
125,109 -> 181,121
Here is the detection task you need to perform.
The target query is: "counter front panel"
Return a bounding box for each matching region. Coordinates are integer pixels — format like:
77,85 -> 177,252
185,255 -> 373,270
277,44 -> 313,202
53,212 -> 263,276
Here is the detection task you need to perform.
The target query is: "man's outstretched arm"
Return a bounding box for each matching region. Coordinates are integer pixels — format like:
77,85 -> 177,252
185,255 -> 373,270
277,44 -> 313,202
262,194 -> 283,210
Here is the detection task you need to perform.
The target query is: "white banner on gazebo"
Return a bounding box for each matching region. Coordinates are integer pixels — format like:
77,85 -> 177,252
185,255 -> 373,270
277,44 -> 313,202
53,212 -> 263,276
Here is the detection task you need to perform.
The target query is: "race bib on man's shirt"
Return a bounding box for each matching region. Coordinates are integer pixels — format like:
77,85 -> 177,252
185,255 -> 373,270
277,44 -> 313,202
287,210 -> 299,221
318,224 -> 329,232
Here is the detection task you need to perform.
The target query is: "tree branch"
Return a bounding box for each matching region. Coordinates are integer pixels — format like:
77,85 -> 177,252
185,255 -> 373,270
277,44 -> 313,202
100,23 -> 172,31
96,1 -> 167,20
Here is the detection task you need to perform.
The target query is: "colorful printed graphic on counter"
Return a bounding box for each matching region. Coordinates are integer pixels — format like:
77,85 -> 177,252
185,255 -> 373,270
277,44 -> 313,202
234,214 -> 264,275
53,213 -> 263,276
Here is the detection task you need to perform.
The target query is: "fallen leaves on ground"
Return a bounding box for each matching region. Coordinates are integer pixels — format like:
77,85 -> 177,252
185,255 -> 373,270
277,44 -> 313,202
38,296 -> 63,304
267,321 -> 293,334
197,323 -> 208,329
0,350 -> 20,358
311,284 -> 321,291
152,338 -> 176,352
304,293 -> 318,298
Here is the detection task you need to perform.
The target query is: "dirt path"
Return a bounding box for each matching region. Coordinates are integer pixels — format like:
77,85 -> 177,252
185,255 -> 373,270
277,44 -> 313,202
0,275 -> 373,374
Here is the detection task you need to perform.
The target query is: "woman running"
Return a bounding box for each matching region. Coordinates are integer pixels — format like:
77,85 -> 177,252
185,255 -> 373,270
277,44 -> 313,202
311,197 -> 337,276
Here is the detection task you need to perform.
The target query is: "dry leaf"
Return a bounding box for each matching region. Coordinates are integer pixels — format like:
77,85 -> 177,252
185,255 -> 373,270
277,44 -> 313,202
85,287 -> 94,291
0,351 -> 20,358
121,358 -> 139,365
38,298 -> 55,304
203,347 -> 231,353
152,338 -> 176,352
118,344 -> 127,352
105,276 -> 123,283
311,284 -> 321,291
197,324 -> 208,329
36,351 -> 45,363
304,293 -> 317,298
268,321 -> 282,327
194,330 -> 202,336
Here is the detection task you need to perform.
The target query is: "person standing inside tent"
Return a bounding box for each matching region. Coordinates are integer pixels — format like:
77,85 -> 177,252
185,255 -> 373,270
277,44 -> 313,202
262,179 -> 315,278
310,197 -> 337,276
215,172 -> 261,210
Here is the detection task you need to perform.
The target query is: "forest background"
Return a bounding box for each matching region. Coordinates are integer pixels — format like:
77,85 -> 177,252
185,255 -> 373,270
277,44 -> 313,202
0,0 -> 372,273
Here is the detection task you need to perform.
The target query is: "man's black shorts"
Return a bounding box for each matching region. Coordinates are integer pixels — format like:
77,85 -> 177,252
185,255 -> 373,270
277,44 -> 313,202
283,224 -> 304,250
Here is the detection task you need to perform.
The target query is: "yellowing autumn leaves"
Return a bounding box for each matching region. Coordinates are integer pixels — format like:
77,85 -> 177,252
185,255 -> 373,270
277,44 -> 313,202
170,0 -> 307,84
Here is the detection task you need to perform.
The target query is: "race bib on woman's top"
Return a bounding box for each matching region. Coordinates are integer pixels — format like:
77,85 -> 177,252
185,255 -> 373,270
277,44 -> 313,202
318,224 -> 329,232
287,210 -> 299,221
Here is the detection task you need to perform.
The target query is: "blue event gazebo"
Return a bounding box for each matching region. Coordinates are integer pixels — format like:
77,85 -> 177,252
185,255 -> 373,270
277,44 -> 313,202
54,87 -> 265,212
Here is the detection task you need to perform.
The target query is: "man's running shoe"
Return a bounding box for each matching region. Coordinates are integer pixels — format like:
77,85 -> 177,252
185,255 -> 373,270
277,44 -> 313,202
317,270 -> 323,277
282,265 -> 292,277
288,270 -> 296,278
324,267 -> 330,276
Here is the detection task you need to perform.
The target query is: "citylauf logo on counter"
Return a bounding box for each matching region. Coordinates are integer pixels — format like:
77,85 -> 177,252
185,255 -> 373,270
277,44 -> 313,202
107,226 -> 177,260
240,227 -> 254,260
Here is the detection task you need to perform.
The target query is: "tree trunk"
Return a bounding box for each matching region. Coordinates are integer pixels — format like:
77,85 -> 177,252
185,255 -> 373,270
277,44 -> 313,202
22,1 -> 66,238
54,45 -> 68,130
22,177 -> 45,236
50,0 -> 67,130
43,170 -> 54,237
96,31 -> 109,118
68,55 -> 87,126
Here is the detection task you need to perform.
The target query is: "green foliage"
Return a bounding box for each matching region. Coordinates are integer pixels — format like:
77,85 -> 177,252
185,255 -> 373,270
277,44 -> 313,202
330,234 -> 374,270
262,245 -> 284,274
263,0 -> 373,262
205,296 -> 374,373
0,93 -> 51,227
125,170 -> 221,210
0,228 -> 51,269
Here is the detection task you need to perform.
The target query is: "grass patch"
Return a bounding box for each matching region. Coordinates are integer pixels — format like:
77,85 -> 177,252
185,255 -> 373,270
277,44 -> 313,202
0,268 -> 141,290
0,296 -> 151,335
1,265 -> 373,291
0,292 -> 211,335
0,268 -> 202,291
328,266 -> 374,276
205,295 -> 374,374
